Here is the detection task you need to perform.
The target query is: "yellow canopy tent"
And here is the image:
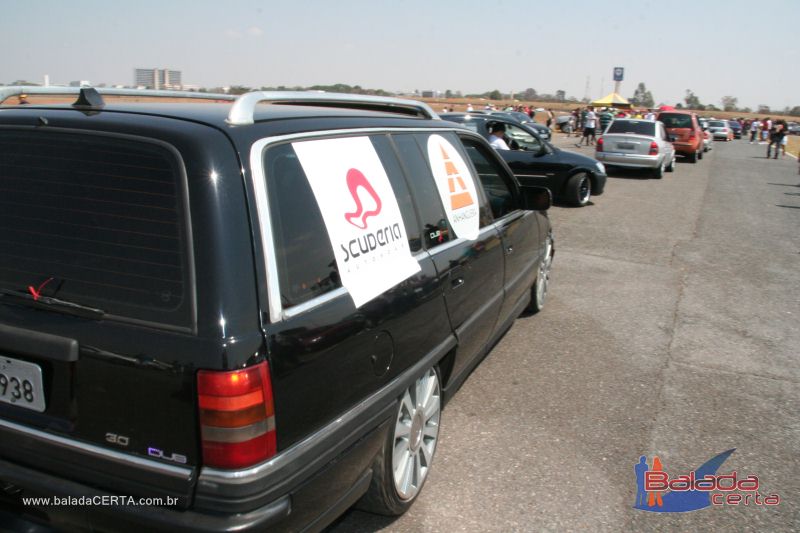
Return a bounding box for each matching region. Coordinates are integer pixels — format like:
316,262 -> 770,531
592,92 -> 631,108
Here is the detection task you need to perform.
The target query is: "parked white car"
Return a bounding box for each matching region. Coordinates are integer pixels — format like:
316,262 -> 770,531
595,119 -> 677,178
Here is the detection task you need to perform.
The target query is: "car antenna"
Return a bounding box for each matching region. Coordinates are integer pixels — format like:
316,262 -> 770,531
72,87 -> 105,108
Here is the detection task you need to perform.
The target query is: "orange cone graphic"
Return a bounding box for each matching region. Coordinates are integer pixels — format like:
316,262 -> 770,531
440,145 -> 474,210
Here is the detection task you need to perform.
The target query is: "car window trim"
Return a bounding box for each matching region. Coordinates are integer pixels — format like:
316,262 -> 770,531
249,127 -> 486,324
456,133 -> 523,219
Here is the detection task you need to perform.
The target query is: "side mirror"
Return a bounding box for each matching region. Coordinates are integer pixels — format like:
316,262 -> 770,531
520,185 -> 551,211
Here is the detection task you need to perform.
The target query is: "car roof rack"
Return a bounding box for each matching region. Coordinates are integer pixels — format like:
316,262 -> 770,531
226,91 -> 440,125
0,85 -> 236,103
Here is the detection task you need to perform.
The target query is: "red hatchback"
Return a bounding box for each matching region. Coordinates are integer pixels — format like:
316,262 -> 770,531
657,111 -> 704,163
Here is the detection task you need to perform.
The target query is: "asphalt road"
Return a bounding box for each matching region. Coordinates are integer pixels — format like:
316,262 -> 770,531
329,137 -> 800,532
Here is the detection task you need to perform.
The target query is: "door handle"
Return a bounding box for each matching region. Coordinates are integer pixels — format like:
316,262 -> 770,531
451,277 -> 465,289
506,245 -> 514,255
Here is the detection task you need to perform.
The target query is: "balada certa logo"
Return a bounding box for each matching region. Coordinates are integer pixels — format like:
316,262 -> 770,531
634,449 -> 780,513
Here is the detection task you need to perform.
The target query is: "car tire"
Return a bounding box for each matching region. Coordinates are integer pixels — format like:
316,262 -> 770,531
527,233 -> 553,314
358,366 -> 441,516
566,173 -> 591,206
698,148 -> 703,160
652,160 -> 665,179
687,150 -> 697,163
666,156 -> 675,172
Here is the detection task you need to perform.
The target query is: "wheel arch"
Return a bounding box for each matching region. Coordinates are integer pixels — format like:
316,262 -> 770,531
560,167 -> 595,196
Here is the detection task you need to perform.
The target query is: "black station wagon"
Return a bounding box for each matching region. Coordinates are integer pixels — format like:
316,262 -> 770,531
0,88 -> 554,532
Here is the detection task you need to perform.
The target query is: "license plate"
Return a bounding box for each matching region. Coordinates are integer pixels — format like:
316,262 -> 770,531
0,356 -> 46,412
617,142 -> 636,150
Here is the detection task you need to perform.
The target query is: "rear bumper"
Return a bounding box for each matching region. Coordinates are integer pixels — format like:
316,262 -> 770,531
0,418 -> 388,533
595,152 -> 661,169
0,421 -> 389,532
671,142 -> 701,155
0,336 -> 456,532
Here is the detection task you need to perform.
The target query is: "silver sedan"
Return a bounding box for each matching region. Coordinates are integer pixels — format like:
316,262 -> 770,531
595,119 -> 676,178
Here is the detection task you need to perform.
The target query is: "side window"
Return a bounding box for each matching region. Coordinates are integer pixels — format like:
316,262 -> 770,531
371,136 -> 422,253
391,134 -> 453,249
505,123 -> 542,152
264,144 -> 342,308
461,139 -> 518,220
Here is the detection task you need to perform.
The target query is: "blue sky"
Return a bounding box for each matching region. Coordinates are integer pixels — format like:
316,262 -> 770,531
1,0 -> 797,110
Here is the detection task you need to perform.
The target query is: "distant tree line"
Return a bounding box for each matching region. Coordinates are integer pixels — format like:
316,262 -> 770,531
199,83 -> 392,96
460,87 -> 575,103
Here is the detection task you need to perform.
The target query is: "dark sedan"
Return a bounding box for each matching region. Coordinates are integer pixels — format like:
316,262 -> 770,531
728,120 -> 743,139
481,111 -> 552,141
441,113 -> 606,206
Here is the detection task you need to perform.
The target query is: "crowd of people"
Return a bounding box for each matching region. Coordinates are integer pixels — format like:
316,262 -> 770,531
441,101 -> 796,163
563,106 -> 646,147
743,117 -> 790,159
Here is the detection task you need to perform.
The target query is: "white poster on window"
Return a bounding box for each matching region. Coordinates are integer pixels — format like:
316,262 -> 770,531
292,136 -> 421,307
426,134 -> 480,241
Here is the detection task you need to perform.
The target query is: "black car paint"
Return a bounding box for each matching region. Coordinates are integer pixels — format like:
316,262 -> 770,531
0,102 -> 551,531
440,113 -> 606,203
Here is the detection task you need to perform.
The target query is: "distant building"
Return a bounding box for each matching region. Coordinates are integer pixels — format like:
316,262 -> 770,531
134,68 -> 182,90
69,80 -> 92,87
420,90 -> 435,98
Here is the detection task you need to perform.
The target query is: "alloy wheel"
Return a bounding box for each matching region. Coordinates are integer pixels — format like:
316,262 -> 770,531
392,368 -> 440,501
536,235 -> 554,308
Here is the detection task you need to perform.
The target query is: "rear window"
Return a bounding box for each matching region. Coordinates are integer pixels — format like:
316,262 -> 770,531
708,121 -> 726,127
0,130 -> 192,328
606,121 -> 655,136
658,114 -> 693,128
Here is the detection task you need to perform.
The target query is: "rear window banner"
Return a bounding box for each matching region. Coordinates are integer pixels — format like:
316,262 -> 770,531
292,137 -> 421,307
425,135 -> 480,240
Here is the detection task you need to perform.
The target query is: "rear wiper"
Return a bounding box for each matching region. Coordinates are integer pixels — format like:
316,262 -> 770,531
0,289 -> 105,319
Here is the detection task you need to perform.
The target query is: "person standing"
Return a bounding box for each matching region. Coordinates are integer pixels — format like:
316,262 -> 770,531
767,120 -> 786,159
762,117 -> 771,142
749,118 -> 759,143
466,103 -> 474,112
546,108 -> 554,129
577,106 -> 598,147
599,107 -> 613,134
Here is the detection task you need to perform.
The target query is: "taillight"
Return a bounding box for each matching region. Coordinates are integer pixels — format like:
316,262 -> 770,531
198,360 -> 276,469
688,130 -> 696,140
649,141 -> 658,156
596,137 -> 604,152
